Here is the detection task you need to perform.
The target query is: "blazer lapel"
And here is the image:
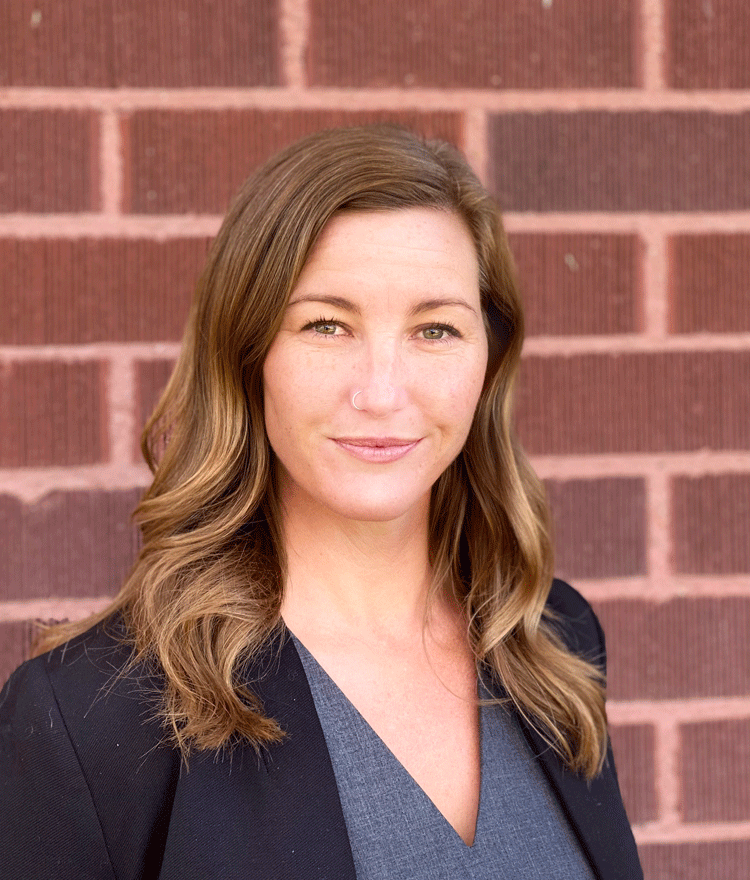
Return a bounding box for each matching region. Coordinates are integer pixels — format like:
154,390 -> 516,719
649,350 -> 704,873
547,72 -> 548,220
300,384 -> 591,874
158,634 -> 357,880
518,719 -> 643,880
255,634 -> 358,880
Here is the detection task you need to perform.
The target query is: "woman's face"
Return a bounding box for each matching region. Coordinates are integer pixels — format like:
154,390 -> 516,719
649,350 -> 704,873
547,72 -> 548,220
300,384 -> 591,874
262,207 -> 489,524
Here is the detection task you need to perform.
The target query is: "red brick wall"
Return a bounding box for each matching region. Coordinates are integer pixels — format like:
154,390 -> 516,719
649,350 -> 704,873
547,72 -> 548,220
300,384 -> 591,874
1,2 -> 749,875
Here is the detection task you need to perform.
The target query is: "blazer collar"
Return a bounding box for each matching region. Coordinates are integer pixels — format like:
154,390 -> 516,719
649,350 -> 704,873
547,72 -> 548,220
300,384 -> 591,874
247,631 -> 359,880
159,632 -> 358,880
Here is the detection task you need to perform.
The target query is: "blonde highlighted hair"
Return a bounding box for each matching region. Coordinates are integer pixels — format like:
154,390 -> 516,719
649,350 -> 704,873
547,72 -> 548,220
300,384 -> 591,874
37,126 -> 606,777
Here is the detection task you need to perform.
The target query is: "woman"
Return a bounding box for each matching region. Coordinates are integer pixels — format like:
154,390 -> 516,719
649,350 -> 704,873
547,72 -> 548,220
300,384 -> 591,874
0,126 -> 642,879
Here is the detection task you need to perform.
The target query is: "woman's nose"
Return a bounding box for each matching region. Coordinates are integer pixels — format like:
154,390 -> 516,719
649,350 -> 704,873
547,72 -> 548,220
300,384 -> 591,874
351,337 -> 409,416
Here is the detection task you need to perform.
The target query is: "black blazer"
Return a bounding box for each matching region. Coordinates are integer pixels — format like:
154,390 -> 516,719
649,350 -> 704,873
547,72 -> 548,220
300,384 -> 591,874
0,579 -> 642,879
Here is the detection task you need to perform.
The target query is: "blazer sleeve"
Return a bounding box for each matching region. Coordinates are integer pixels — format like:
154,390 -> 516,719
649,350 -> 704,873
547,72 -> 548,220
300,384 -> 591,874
0,658 -> 116,880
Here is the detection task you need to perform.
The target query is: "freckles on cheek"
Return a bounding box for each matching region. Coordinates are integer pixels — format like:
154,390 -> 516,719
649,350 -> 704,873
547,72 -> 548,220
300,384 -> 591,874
441,373 -> 482,412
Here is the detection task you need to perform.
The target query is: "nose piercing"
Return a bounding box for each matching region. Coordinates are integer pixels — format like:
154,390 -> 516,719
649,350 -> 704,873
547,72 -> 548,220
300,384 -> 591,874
352,391 -> 363,410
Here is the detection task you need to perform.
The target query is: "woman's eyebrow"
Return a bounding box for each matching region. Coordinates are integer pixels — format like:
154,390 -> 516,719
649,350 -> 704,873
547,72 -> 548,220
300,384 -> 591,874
287,294 -> 478,317
408,298 -> 479,317
287,294 -> 361,314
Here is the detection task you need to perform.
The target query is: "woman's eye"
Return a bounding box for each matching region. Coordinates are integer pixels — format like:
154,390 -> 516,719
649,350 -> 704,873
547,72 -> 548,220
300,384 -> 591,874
308,320 -> 339,335
421,324 -> 459,340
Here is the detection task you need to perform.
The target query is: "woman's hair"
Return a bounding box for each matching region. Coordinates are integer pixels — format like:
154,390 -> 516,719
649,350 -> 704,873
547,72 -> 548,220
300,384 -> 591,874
37,125 -> 606,777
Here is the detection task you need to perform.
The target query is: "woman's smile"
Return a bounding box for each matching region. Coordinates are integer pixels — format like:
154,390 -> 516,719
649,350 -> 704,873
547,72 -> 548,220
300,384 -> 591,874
332,437 -> 422,463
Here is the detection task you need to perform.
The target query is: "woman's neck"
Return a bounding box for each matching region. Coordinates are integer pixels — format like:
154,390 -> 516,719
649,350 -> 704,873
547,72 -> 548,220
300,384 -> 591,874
278,485 -> 436,641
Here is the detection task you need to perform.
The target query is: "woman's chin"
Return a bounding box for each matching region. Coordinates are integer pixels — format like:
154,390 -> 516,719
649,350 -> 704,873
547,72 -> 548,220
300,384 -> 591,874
324,497 -> 427,526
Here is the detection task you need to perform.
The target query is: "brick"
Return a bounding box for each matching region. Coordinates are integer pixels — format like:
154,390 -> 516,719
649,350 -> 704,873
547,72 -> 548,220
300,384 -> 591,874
670,235 -> 750,333
673,474 -> 750,575
0,1 -> 111,86
681,719 -> 750,822
134,359 -> 177,461
0,1 -> 278,87
0,361 -> 107,466
488,112 -> 750,211
546,479 -> 646,579
668,0 -> 750,88
0,110 -> 99,212
111,0 -> 278,87
640,841 -> 750,880
609,724 -> 657,825
516,351 -> 750,454
0,621 -> 35,689
123,110 -> 461,213
1,238 -> 207,344
593,598 -> 750,700
308,0 -> 636,88
0,489 -> 143,601
510,234 -> 640,336
0,496 -> 23,607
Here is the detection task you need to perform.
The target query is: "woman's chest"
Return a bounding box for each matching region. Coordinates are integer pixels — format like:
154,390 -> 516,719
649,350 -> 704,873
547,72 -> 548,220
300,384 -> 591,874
295,637 -> 482,845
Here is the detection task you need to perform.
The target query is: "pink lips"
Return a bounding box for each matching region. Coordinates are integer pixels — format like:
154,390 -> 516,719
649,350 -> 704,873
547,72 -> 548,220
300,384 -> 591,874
333,437 -> 420,463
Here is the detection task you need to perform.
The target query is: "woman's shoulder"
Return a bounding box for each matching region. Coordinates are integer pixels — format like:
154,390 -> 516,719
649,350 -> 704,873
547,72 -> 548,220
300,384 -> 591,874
3,614 -> 146,721
1,613 -> 175,782
1,616 -> 180,880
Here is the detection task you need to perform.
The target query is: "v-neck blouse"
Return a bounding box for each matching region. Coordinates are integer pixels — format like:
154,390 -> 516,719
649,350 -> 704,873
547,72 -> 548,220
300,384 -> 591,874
292,636 -> 596,880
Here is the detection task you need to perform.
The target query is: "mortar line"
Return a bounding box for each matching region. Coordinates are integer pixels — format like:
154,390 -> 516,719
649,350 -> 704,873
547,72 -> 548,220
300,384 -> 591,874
462,108 -> 489,184
608,697 -> 750,724
100,110 -> 123,215
646,470 -> 673,584
633,819 -> 750,844
0,597 -> 113,624
653,714 -> 681,823
7,87 -> 750,111
641,0 -> 666,90
279,0 -> 310,89
641,227 -> 669,338
105,353 -> 138,466
5,212 -> 750,238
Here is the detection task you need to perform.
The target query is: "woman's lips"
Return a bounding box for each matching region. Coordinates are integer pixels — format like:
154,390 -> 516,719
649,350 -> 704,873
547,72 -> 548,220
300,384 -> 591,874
333,437 -> 421,463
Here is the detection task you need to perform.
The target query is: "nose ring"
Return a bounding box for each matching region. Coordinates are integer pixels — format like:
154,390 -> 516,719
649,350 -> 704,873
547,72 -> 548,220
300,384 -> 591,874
352,391 -> 363,410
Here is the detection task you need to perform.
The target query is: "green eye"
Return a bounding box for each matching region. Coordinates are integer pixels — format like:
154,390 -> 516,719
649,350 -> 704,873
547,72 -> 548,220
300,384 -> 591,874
313,322 -> 338,335
423,327 -> 445,339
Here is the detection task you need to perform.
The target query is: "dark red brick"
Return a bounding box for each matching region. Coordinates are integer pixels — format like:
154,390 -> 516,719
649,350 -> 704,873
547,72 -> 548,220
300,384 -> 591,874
309,0 -> 636,88
670,235 -> 750,333
1,238 -> 207,344
123,110 -> 461,213
1,489 -> 143,601
0,496 -> 23,607
516,351 -> 750,454
546,479 -> 646,579
0,1 -> 278,87
668,0 -> 750,88
0,621 -> 35,689
488,112 -> 750,211
640,841 -> 750,880
112,0 -> 279,87
593,598 -> 750,700
510,234 -> 641,336
0,110 -> 99,212
609,724 -> 657,824
134,358 -> 177,461
673,474 -> 750,575
0,1 -> 111,86
0,361 -> 107,467
681,719 -> 750,822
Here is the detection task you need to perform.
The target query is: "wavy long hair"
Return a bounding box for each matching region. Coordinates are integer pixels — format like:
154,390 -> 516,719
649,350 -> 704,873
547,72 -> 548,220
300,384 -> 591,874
38,126 -> 606,777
